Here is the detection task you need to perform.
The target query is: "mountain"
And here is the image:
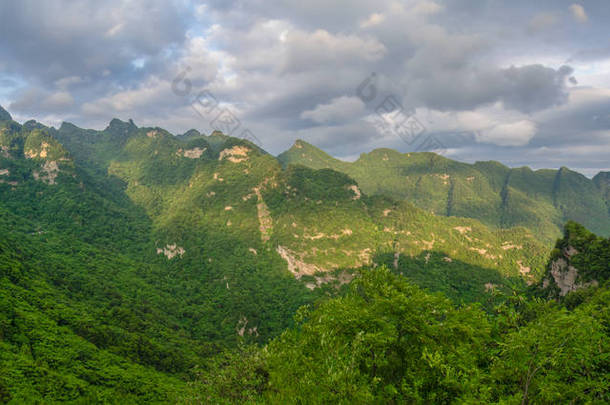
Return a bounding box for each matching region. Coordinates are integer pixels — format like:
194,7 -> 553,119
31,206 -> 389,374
1,105 -> 607,402
0,113 -> 317,402
593,171 -> 610,214
0,106 -> 11,122
278,140 -> 610,241
50,117 -> 549,290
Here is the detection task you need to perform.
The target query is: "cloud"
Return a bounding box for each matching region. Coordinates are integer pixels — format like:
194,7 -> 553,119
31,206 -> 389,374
10,87 -> 74,115
500,64 -> 573,113
359,13 -> 385,29
404,105 -> 537,147
279,29 -> 386,73
569,4 -> 588,23
410,1 -> 444,16
475,120 -> 537,146
404,63 -> 573,114
527,12 -> 559,33
0,0 -> 608,173
0,0 -> 190,83
301,96 -> 365,124
42,91 -> 75,111
54,76 -> 85,90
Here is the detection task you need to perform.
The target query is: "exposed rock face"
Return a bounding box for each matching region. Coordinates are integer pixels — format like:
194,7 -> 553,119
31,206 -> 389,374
542,245 -> 598,296
156,244 -> 185,259
219,145 -> 250,163
0,167 -> 17,186
501,241 -> 522,250
549,258 -> 579,296
25,141 -> 51,159
254,187 -> 273,242
276,245 -> 322,278
305,271 -> 354,290
517,260 -> 531,276
236,316 -> 259,337
453,226 -> 471,234
33,161 -> 60,185
177,147 -> 206,158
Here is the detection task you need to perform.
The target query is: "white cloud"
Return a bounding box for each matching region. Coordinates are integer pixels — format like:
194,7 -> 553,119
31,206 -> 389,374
10,87 -> 74,115
54,76 -> 85,90
360,13 -> 385,28
411,105 -> 537,146
1,0 -> 609,172
409,1 -> 444,16
475,120 -> 537,146
280,29 -> 386,73
43,91 -> 74,110
569,4 -> 588,23
528,12 -> 559,33
301,96 -> 365,124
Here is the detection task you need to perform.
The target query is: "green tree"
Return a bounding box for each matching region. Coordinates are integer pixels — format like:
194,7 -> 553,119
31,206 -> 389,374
489,301 -> 609,404
264,267 -> 491,403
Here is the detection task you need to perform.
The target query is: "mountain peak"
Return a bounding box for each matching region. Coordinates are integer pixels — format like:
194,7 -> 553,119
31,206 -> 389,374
0,105 -> 12,121
277,139 -> 338,169
180,129 -> 201,138
593,171 -> 610,180
209,130 -> 227,138
23,120 -> 47,131
287,139 -> 330,155
105,118 -> 138,136
291,139 -> 315,150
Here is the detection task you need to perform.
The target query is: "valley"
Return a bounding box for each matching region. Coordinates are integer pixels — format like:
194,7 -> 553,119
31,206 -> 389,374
0,106 -> 608,403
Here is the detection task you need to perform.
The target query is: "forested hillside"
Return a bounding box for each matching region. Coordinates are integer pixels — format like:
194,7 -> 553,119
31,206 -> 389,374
189,223 -> 610,403
190,264 -> 610,404
1,106 -> 608,403
279,140 -> 610,241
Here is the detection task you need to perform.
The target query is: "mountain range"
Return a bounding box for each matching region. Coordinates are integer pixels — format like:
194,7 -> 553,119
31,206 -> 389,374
279,139 -> 610,242
1,105 -> 609,403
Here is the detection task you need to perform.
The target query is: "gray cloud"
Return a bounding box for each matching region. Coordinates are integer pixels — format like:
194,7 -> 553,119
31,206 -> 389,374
0,0 -> 608,174
301,96 -> 365,124
0,0 -> 190,83
500,64 -> 573,112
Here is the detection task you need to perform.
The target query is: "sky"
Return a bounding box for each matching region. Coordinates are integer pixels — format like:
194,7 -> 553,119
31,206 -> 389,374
0,0 -> 609,176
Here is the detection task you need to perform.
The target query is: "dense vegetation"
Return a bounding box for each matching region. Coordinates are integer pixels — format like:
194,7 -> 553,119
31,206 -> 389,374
190,267 -> 610,404
1,107 -> 608,403
279,140 -> 610,241
0,111 -> 318,402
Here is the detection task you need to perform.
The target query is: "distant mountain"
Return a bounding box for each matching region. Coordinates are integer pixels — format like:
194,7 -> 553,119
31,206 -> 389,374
278,140 -> 610,241
593,171 -> 610,214
0,105 -> 12,121
49,116 -> 548,282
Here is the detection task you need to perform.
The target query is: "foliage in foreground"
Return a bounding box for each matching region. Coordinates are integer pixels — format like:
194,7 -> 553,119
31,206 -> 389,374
191,267 -> 610,404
